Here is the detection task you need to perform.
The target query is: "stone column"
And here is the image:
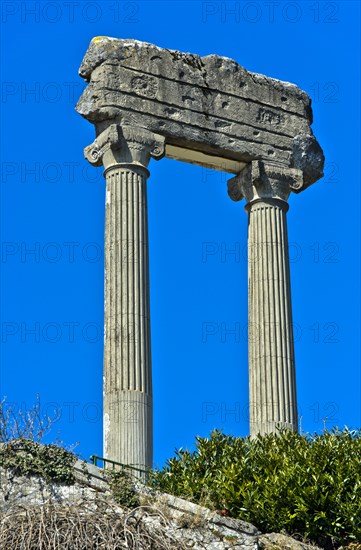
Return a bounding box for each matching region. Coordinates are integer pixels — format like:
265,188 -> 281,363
84,124 -> 165,470
228,161 -> 303,437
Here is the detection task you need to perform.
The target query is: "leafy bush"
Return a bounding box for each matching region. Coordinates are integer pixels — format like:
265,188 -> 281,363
150,429 -> 361,549
0,394 -> 78,485
0,438 -> 77,484
107,469 -> 139,508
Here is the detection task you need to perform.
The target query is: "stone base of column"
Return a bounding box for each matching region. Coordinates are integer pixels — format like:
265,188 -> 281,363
104,391 -> 152,471
250,418 -> 296,438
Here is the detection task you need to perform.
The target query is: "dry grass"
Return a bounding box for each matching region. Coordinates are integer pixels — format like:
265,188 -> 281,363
0,499 -> 188,549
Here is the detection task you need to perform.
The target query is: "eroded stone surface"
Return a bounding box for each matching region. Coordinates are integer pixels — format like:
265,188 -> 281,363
76,37 -> 324,187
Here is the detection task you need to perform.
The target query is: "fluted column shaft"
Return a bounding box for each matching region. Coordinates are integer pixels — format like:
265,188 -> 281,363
247,199 -> 297,435
84,124 -> 165,471
228,161 -> 303,437
104,163 -> 152,467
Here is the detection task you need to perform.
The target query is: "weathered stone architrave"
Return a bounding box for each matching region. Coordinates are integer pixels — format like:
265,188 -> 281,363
76,37 -> 324,467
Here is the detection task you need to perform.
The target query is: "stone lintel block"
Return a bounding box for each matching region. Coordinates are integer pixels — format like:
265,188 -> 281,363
76,37 -> 324,188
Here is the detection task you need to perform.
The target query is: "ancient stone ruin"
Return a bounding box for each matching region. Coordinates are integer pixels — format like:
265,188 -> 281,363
76,37 -> 324,470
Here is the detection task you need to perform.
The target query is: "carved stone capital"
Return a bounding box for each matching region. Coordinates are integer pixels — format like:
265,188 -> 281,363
228,160 -> 303,206
84,124 -> 165,172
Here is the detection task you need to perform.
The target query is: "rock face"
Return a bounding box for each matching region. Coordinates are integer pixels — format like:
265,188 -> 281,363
0,461 -> 318,549
76,37 -> 324,186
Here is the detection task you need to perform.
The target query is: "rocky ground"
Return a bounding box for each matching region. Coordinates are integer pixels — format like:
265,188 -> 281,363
0,458 -> 319,549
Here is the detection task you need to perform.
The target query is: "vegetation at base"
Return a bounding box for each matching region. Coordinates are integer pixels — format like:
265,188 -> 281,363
0,395 -> 77,484
150,428 -> 361,549
0,395 -> 53,443
0,438 -> 77,484
107,469 -> 140,508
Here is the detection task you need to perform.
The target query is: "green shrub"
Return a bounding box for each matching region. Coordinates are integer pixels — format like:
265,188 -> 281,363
107,469 -> 139,508
151,428 -> 361,549
0,438 -> 77,484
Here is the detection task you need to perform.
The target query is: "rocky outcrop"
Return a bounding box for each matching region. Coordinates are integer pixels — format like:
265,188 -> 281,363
0,460 -> 319,549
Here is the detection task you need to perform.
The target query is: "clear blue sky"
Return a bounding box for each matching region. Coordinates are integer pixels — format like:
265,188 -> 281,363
1,0 -> 360,468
